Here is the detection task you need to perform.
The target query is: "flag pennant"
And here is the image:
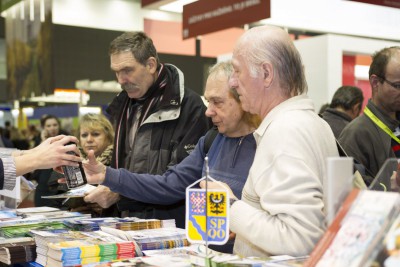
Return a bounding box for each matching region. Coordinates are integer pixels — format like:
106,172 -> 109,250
186,187 -> 229,245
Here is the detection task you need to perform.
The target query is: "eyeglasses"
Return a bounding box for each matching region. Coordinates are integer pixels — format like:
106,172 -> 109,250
376,75 -> 400,90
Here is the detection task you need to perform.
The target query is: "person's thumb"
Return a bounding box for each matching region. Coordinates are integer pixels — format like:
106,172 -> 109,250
87,150 -> 97,164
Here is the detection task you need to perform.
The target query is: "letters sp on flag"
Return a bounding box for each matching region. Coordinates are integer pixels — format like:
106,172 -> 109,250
185,188 -> 230,245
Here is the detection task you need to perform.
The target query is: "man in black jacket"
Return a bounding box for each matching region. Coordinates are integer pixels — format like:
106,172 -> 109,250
339,46 -> 400,186
321,85 -> 364,139
84,32 -> 212,227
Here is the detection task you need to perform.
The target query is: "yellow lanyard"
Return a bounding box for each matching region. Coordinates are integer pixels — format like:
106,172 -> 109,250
364,106 -> 400,144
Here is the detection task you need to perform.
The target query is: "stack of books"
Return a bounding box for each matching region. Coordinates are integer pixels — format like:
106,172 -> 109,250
128,228 -> 189,251
44,230 -> 137,267
101,226 -> 189,252
63,218 -> 114,232
16,206 -> 88,220
0,237 -> 36,265
116,218 -> 164,231
31,229 -> 93,266
0,210 -> 20,222
0,220 -> 67,238
63,217 -> 174,232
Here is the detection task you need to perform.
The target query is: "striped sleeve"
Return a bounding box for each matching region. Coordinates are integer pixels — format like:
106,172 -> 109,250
0,157 -> 16,190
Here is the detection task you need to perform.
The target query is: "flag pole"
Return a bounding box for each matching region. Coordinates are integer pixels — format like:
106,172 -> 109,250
205,156 -> 209,259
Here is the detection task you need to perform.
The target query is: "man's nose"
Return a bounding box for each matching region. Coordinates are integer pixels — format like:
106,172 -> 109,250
229,74 -> 238,88
116,72 -> 127,84
205,104 -> 215,117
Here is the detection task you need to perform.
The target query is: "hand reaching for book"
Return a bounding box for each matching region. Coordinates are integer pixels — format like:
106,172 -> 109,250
84,185 -> 120,209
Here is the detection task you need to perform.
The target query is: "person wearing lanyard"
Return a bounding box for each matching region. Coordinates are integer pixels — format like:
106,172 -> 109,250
339,46 -> 400,186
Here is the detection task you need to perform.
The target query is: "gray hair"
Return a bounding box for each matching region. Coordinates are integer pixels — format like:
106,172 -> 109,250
207,61 -> 261,128
234,26 -> 308,96
208,61 -> 240,102
109,31 -> 160,67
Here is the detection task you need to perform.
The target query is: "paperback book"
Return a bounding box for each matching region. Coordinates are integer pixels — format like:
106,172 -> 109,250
46,230 -> 136,261
304,189 -> 400,267
0,240 -> 36,265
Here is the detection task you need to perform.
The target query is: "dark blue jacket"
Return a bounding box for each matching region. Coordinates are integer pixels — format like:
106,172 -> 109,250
103,132 -> 256,208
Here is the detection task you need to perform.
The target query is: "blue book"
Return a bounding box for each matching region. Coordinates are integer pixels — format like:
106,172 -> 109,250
27,262 -> 44,267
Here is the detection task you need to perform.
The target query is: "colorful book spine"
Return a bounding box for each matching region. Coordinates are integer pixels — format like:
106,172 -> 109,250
139,238 -> 190,251
48,241 -> 136,261
47,252 -> 134,266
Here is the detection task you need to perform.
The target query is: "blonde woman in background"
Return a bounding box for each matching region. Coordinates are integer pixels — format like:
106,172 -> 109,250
66,113 -> 117,216
78,113 -> 114,166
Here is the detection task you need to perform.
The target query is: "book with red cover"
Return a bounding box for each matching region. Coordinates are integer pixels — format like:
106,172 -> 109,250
303,188 -> 360,267
304,188 -> 400,267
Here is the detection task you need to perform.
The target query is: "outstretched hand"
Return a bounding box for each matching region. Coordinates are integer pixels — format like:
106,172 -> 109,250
84,185 -> 120,209
82,150 -> 107,184
30,135 -> 81,170
14,135 -> 81,177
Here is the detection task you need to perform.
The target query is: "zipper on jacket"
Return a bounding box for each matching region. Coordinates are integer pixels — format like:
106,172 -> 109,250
231,136 -> 245,168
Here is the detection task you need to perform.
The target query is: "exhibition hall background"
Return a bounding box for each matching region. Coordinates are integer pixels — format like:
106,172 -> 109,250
0,0 -> 399,129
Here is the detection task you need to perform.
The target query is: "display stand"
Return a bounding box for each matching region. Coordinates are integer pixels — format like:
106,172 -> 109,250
324,157 -> 353,226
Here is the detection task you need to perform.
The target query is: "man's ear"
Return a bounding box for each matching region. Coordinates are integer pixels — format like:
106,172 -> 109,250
370,74 -> 380,91
146,57 -> 157,73
262,62 -> 273,87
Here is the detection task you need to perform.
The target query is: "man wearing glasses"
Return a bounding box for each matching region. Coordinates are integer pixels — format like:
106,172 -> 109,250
339,46 -> 400,186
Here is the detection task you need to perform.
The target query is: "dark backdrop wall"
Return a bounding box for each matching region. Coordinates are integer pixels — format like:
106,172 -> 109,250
53,25 -> 216,106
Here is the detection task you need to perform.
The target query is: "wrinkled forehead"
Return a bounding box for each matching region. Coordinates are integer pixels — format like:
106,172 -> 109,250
110,51 -> 139,70
204,75 -> 230,99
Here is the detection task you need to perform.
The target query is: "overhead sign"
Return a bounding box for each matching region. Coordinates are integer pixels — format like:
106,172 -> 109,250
348,0 -> 400,9
141,0 -> 164,8
183,0 -> 270,39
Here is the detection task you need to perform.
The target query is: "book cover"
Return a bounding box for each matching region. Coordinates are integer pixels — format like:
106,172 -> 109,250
304,189 -> 400,267
42,184 -> 96,199
0,210 -> 19,221
28,261 -> 44,267
0,221 -> 67,238
124,227 -> 189,252
303,188 -> 360,267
